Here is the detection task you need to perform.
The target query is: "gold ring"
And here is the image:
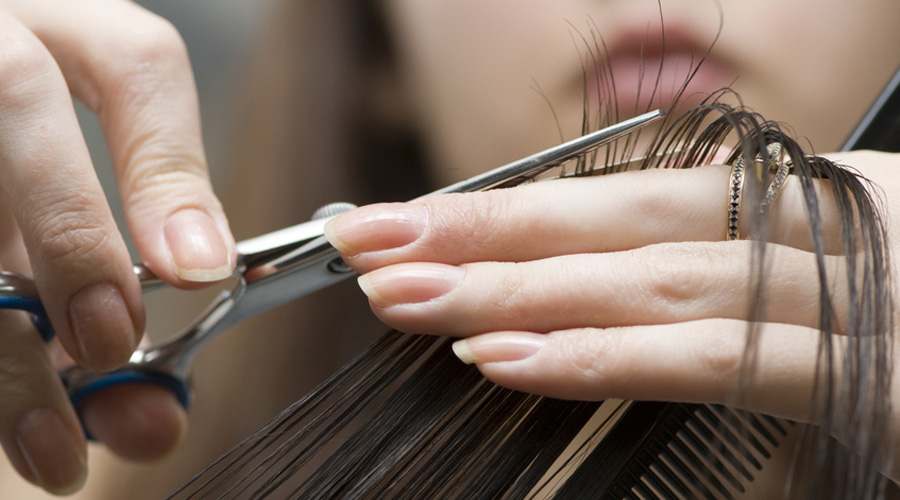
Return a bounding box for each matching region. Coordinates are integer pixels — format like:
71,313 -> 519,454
727,155 -> 746,241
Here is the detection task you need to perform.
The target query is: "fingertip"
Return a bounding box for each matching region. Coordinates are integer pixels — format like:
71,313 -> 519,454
460,332 -> 583,400
453,332 -> 557,395
451,339 -> 477,364
321,203 -> 427,257
80,384 -> 188,462
164,208 -> 234,283
451,332 -> 546,365
12,407 -> 87,495
66,282 -> 141,370
358,263 -> 464,308
323,216 -> 353,255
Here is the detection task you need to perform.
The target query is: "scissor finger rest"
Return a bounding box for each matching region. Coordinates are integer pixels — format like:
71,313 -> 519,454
0,273 -> 54,342
64,368 -> 191,410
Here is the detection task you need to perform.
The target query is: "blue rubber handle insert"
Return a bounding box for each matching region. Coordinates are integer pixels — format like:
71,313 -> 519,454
67,370 -> 189,441
0,296 -> 54,342
68,370 -> 190,410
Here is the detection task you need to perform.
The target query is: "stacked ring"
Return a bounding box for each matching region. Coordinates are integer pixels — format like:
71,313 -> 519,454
726,142 -> 792,241
727,153 -> 746,241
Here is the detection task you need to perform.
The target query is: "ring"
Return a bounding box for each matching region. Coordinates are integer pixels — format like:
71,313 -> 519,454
726,142 -> 792,241
727,154 -> 746,241
759,144 -> 792,216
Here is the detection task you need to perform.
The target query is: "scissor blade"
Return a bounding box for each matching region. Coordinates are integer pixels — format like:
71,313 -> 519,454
426,109 -> 664,197
123,110 -> 669,374
221,111 -> 665,333
195,110 -> 665,279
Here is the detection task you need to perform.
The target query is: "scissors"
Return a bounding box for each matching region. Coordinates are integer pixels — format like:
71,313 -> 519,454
0,110 -> 663,418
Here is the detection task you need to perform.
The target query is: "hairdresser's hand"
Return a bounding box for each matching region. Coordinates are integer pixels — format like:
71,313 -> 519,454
0,0 -> 235,493
324,152 -> 898,424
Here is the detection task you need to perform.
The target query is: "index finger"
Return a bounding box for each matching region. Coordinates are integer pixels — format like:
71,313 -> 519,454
324,166 -> 843,273
0,9 -> 141,369
7,0 -> 236,287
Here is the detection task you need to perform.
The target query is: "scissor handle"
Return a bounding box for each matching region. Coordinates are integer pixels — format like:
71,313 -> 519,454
0,272 -> 56,341
0,278 -> 190,438
0,295 -> 54,342
0,270 -> 190,439
65,369 -> 190,410
59,368 -> 189,441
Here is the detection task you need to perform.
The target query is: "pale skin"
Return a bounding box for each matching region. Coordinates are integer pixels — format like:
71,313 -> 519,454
2,0 -> 900,495
331,0 -> 900,485
0,0 -> 234,494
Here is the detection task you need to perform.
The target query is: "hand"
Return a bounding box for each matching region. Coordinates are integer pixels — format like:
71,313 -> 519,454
324,151 -> 900,480
0,0 -> 235,493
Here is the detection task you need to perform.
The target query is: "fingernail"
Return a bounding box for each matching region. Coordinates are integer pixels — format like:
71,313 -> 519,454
165,208 -> 233,282
15,407 -> 86,495
357,263 -> 463,307
69,282 -> 138,368
452,332 -> 546,365
324,203 -> 427,255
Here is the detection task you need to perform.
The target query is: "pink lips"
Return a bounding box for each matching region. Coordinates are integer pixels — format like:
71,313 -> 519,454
586,25 -> 732,113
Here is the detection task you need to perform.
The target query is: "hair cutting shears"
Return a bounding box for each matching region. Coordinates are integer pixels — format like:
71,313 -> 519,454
0,110 -> 663,418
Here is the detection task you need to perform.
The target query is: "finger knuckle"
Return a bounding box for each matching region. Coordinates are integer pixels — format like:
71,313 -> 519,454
0,32 -> 57,102
631,173 -> 675,223
629,170 -> 695,233
30,202 -> 113,267
115,16 -> 188,74
120,151 -> 210,205
0,360 -> 40,404
426,191 -> 531,258
0,354 -> 32,394
556,329 -> 618,389
0,321 -> 47,399
635,242 -> 732,313
691,321 -> 744,386
104,15 -> 191,113
490,263 -> 529,317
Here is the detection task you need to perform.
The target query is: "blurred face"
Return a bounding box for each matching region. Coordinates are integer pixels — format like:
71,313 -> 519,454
382,0 -> 900,182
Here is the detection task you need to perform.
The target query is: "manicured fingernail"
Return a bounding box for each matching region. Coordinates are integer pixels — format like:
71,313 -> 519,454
324,203 -> 427,255
357,263 -> 463,307
165,209 -> 233,282
452,332 -> 546,365
69,282 -> 138,368
15,407 -> 86,495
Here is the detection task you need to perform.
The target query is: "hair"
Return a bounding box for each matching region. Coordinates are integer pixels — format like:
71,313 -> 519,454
163,1 -> 896,498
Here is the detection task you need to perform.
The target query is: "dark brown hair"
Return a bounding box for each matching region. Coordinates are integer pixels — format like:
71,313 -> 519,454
163,1 -> 897,498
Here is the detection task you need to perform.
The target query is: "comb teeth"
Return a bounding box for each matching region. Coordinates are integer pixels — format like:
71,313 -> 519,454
539,400 -> 793,500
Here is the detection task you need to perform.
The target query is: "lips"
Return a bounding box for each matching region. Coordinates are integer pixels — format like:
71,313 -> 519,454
584,24 -> 732,114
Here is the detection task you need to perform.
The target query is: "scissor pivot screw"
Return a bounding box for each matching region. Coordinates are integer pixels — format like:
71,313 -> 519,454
327,257 -> 353,274
312,202 -> 358,220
